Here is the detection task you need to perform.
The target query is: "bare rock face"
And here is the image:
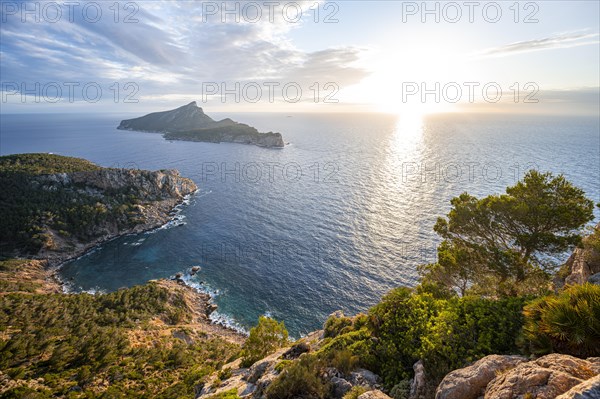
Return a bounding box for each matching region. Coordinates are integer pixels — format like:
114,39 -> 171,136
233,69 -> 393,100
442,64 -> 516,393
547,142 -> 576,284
69,169 -> 197,200
556,374 -> 600,399
563,224 -> 600,286
565,247 -> 600,286
435,355 -> 527,399
486,354 -> 598,399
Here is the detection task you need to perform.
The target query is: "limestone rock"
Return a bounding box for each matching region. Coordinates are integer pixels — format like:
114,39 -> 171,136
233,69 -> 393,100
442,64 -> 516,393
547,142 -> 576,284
589,273 -> 600,285
484,354 -> 598,399
556,374 -> 600,399
330,376 -> 353,398
349,369 -> 380,388
435,355 -> 527,399
282,341 -> 310,359
410,360 -> 426,399
358,390 -> 393,399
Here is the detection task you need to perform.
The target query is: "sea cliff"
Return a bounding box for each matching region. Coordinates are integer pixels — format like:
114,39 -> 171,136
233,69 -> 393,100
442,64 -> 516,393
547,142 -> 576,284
0,153 -> 198,266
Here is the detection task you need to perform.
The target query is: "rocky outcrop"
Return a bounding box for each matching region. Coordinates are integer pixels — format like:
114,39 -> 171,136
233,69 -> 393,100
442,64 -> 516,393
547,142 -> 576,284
435,355 -> 527,399
118,102 -> 285,148
436,354 -> 600,399
34,168 -> 197,266
556,374 -> 600,398
562,224 -> 600,286
485,354 -> 598,399
410,360 -> 427,399
68,168 -> 196,199
564,247 -> 600,286
196,328 -> 385,399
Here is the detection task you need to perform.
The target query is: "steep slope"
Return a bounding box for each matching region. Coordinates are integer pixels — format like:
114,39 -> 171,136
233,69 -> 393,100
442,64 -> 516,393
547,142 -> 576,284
0,153 -> 198,265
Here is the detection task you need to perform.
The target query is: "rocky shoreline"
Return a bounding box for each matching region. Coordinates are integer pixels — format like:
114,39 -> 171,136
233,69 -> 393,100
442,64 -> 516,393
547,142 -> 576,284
43,195 -> 192,269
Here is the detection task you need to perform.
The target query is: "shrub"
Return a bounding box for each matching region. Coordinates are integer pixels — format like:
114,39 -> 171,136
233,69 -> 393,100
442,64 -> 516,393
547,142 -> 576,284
240,316 -> 288,367
329,349 -> 359,375
389,380 -> 411,399
521,283 -> 600,357
323,313 -> 353,338
265,355 -> 328,399
367,287 -> 527,389
343,386 -> 368,399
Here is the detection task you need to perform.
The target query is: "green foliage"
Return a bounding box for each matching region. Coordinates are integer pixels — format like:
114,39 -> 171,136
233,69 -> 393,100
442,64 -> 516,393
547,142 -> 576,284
205,388 -> 241,399
342,386 -> 368,399
423,170 -> 594,296
328,349 -> 359,375
367,287 -> 526,389
324,314 -> 354,338
0,153 -> 100,175
0,154 -> 145,256
420,296 -> 527,382
240,316 -> 288,368
521,283 -> 600,357
0,281 -> 239,398
265,355 -> 329,399
389,380 -> 411,399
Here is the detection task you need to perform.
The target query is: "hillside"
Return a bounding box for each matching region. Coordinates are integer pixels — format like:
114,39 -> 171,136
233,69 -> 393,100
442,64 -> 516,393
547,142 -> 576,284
0,153 -> 197,265
0,259 -> 243,398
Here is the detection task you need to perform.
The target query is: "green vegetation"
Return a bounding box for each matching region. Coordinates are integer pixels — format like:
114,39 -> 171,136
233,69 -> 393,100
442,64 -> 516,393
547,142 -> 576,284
265,355 -> 329,399
0,153 -> 101,175
1,164 -> 597,398
0,154 -> 145,256
521,283 -> 600,357
421,170 -> 594,297
164,123 -> 263,142
265,171 -> 598,397
0,282 -> 240,398
240,316 -> 289,368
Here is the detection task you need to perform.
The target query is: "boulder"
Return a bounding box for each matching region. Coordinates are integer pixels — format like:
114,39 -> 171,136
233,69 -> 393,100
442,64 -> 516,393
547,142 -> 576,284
358,390 -> 393,399
589,273 -> 600,285
246,359 -> 272,384
330,377 -> 353,398
556,374 -> 600,399
435,355 -> 527,399
282,341 -> 311,359
349,369 -> 380,388
484,354 -> 598,399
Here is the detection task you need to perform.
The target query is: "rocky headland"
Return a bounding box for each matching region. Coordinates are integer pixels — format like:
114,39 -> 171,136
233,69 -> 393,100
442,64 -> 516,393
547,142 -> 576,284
0,153 -> 197,267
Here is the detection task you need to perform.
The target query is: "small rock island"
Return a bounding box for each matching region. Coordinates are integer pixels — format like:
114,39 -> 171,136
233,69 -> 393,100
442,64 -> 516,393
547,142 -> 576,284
118,102 -> 285,148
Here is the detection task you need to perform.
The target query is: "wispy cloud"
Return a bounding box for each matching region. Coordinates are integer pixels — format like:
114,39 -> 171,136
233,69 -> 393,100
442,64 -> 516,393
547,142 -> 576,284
0,0 -> 368,107
477,31 -> 599,58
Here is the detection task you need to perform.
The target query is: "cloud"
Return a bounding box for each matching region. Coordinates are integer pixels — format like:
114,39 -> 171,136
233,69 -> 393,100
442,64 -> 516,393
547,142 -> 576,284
477,31 -> 599,58
0,0 -> 368,109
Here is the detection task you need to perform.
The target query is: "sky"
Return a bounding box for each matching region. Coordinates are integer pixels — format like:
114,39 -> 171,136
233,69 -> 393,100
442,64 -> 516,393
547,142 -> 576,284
0,0 -> 599,115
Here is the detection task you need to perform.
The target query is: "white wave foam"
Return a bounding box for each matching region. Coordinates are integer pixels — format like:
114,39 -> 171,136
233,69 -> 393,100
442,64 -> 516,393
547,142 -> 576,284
209,311 -> 249,336
175,268 -> 248,335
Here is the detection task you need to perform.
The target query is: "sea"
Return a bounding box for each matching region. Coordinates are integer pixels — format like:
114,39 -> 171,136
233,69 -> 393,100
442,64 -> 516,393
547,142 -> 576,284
1,112 -> 599,337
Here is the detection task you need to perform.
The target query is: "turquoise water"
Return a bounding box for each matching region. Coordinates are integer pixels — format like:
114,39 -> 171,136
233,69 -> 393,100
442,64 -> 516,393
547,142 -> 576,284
1,112 -> 599,336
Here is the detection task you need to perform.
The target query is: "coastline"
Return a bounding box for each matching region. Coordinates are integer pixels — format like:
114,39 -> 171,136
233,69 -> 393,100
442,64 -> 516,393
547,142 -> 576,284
39,190 -> 248,340
44,195 -> 191,269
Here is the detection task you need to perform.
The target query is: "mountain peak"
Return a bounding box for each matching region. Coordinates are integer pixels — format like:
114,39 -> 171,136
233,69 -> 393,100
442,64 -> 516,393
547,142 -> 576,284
186,101 -> 197,107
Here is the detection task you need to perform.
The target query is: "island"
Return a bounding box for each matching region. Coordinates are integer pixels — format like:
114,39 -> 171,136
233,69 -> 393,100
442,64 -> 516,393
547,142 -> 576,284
117,102 -> 285,148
